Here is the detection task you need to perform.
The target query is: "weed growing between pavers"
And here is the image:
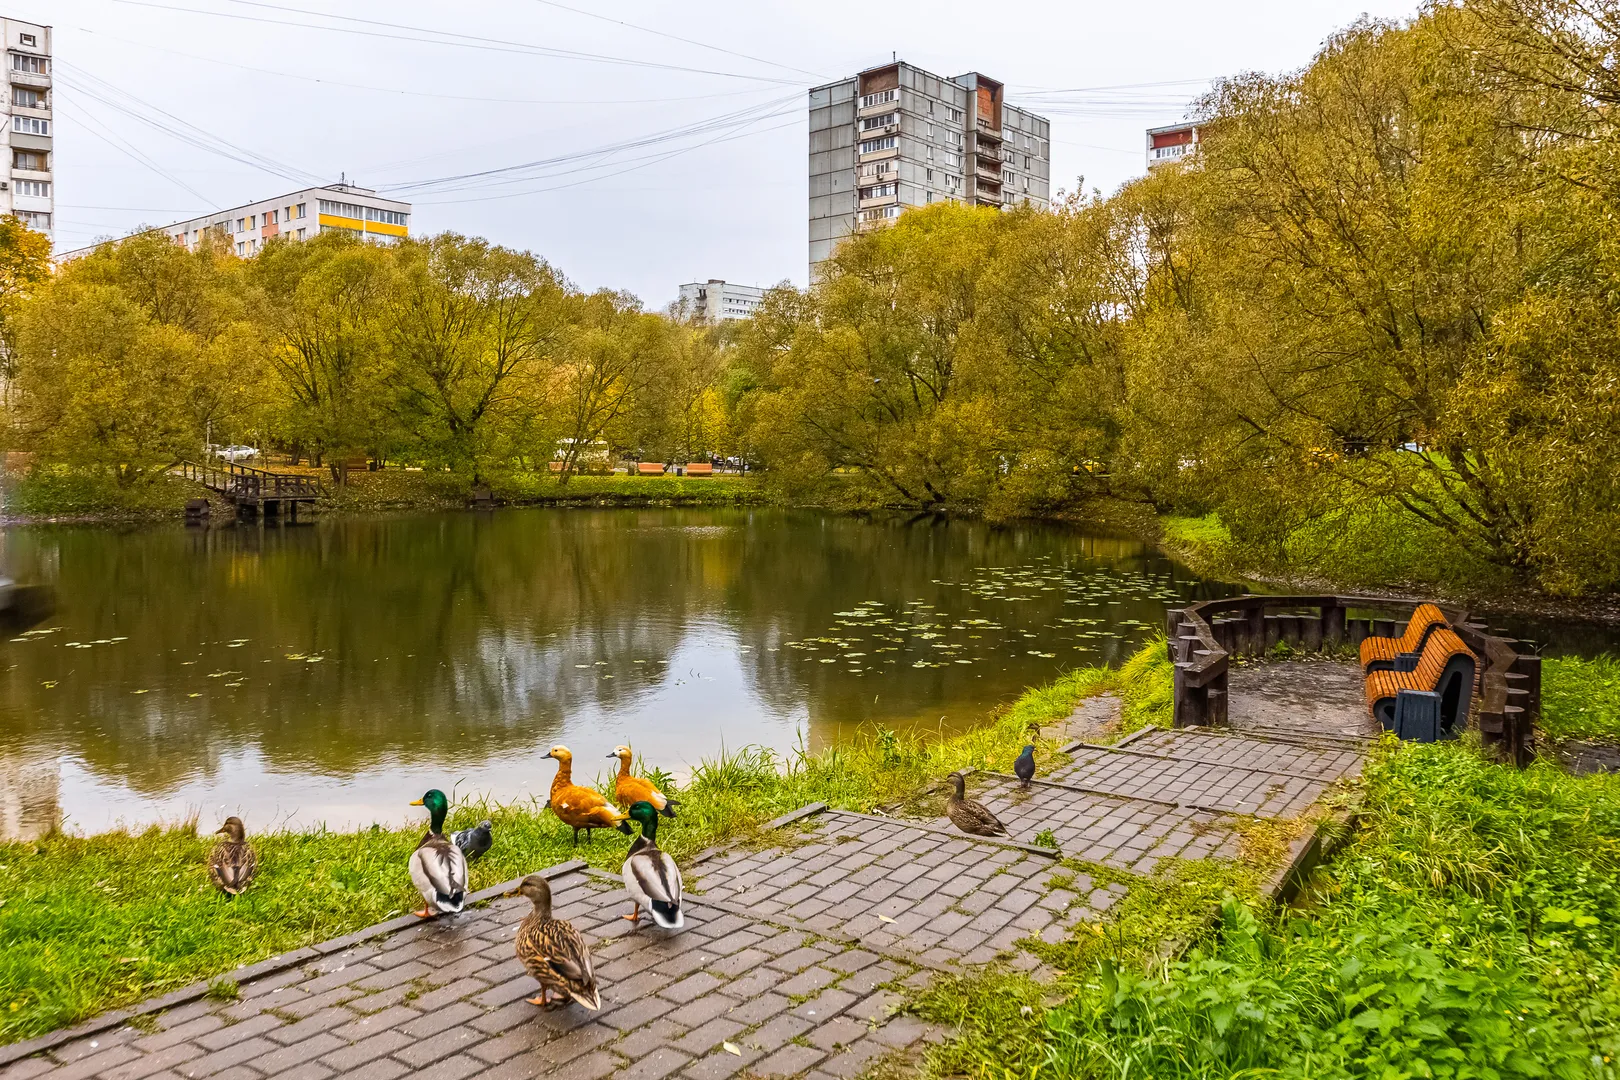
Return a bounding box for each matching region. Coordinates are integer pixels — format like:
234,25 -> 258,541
911,735 -> 1620,1080
0,653 -> 1120,1045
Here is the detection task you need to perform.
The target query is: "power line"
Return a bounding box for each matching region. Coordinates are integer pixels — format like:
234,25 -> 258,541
57,60 -> 325,185
109,0 -> 811,85
525,0 -> 827,81
76,27 -> 777,107
381,93 -> 802,197
53,98 -> 218,207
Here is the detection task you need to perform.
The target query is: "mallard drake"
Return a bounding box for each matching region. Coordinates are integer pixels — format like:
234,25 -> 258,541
608,745 -> 679,818
409,789 -> 469,918
621,800 -> 683,930
545,746 -> 630,844
939,772 -> 1008,837
453,819 -> 493,862
1013,745 -> 1036,789
514,874 -> 600,1010
208,816 -> 258,897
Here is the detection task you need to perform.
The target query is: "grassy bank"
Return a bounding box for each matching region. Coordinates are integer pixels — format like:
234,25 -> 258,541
321,469 -> 767,513
1,467 -> 767,523
0,658 -> 1116,1046
1542,654 -> 1620,744
0,469 -> 216,522
920,739 -> 1620,1077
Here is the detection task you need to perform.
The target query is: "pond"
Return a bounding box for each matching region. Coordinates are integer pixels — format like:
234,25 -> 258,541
0,508 -> 1252,840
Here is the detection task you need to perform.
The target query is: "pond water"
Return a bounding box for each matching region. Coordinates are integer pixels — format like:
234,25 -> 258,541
0,508 -> 1244,840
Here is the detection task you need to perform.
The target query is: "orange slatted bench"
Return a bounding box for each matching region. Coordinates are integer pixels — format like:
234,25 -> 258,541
637,463 -> 666,476
684,462 -> 713,476
1359,603 -> 1449,672
1364,626 -> 1476,738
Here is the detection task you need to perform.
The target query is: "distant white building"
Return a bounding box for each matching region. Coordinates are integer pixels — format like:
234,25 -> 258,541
56,182 -> 411,261
677,279 -> 766,322
1146,122 -> 1199,169
2,16 -> 53,244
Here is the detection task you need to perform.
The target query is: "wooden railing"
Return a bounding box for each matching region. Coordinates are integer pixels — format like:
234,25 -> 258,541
1165,594 -> 1540,765
176,459 -> 323,502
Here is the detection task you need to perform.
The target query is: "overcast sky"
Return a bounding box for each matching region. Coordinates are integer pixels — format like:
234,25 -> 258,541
25,0 -> 1422,306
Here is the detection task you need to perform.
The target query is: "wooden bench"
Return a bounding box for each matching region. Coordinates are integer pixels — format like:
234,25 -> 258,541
637,463 -> 666,476
1364,626 -> 1476,739
684,462 -> 713,477
1359,603 -> 1448,672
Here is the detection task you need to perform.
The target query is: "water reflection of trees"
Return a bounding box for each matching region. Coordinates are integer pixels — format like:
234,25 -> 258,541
0,510 -> 1237,797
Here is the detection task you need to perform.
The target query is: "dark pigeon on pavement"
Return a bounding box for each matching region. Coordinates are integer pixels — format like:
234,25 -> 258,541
1013,745 -> 1036,789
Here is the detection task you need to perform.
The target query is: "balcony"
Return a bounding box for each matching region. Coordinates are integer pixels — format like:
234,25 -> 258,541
974,161 -> 1003,184
976,120 -> 1001,141
858,192 -> 898,210
973,141 -> 1001,163
9,70 -> 49,90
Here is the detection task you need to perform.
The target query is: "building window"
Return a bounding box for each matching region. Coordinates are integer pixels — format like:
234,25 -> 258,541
14,210 -> 49,229
944,151 -> 960,169
297,228 -> 307,240
19,32 -> 36,46
947,107 -> 963,123
858,136 -> 897,154
319,199 -> 367,219
1024,155 -> 1031,168
11,149 -> 45,171
926,169 -> 934,183
859,183 -> 896,199
296,202 -> 306,218
860,112 -> 897,131
237,241 -> 246,255
926,191 -> 934,204
269,209 -> 278,224
12,116 -> 49,136
859,206 -> 900,222
859,89 -> 896,109
236,218 -> 246,232
365,207 -> 408,226
11,87 -> 42,108
13,179 -> 49,197
11,54 -> 47,74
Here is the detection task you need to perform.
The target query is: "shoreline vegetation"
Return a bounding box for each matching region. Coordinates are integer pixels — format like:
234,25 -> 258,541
5,642 -> 1620,1078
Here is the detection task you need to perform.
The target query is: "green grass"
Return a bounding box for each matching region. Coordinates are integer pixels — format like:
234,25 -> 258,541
1,468 -> 209,520
1541,654 -> 1620,743
919,733 -> 1620,1080
0,653 -> 1113,1046
320,469 -> 767,514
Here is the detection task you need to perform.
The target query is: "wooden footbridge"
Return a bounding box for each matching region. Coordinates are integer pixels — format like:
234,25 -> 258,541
175,459 -> 322,521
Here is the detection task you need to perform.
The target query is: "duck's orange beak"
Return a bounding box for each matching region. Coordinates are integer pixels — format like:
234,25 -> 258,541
409,798 -> 424,806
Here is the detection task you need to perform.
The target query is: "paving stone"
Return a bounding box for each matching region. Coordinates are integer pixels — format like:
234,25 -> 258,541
14,719 -> 1362,1080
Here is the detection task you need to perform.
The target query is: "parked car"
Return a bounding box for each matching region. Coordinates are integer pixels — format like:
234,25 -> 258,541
211,445 -> 259,463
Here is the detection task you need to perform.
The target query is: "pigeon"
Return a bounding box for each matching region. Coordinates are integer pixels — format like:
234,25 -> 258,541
1013,745 -> 1036,789
453,819 -> 493,863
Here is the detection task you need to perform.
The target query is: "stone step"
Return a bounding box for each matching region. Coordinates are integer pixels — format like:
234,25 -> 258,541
1046,747 -> 1331,819
1124,727 -> 1365,781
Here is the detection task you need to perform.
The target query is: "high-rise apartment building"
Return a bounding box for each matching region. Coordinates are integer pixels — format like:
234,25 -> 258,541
1146,123 -> 1199,169
808,61 -> 1051,280
2,17 -> 53,245
57,182 -> 410,262
677,279 -> 766,322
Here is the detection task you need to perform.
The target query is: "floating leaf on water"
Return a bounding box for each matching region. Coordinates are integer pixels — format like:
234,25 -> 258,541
41,681 -> 56,689
306,657 -> 324,664
131,689 -> 149,694
188,693 -> 202,698
285,654 -> 306,661
224,682 -> 243,688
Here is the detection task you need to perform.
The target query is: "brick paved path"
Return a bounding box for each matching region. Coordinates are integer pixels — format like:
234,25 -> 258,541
2,700 -> 1368,1080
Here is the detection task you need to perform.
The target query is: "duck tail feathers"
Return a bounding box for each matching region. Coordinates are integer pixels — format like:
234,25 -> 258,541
650,900 -> 683,928
436,890 -> 466,913
659,799 -> 679,819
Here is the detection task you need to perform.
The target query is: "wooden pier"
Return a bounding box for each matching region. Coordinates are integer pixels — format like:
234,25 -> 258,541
175,459 -> 322,521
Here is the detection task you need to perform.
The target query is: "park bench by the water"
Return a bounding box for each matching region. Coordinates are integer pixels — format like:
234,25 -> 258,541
1364,626 -> 1477,741
1358,603 -> 1448,672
